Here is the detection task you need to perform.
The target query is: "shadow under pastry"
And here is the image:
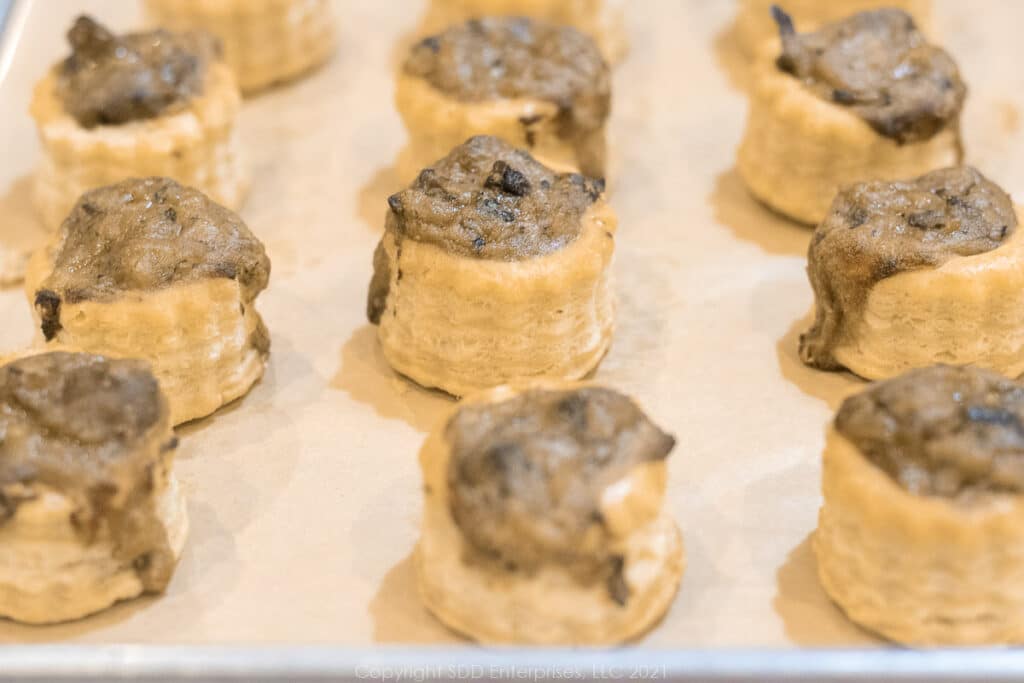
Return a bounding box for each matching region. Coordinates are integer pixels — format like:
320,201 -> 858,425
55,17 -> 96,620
357,164 -> 405,232
332,324 -> 453,435
711,13 -> 755,93
173,331 -> 312,437
130,497 -> 242,638
709,167 -> 814,257
776,312 -> 864,412
773,532 -> 880,646
369,550 -> 463,644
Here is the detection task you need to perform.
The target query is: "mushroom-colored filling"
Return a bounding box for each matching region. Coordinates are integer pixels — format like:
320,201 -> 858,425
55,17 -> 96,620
56,15 -> 218,128
35,177 -> 270,341
836,365 -> 1024,498
0,352 -> 177,590
403,17 -> 610,175
800,166 -> 1015,370
772,7 -> 966,143
366,135 -> 604,324
445,387 -> 675,604
366,241 -> 391,325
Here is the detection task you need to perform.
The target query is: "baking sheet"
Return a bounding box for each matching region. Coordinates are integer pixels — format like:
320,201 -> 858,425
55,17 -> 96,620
1,0 -> 1024,651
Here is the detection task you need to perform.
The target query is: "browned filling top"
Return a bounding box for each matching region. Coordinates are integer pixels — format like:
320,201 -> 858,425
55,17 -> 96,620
35,177 -> 269,340
800,166 -> 1016,371
0,352 -> 178,590
445,386 -> 675,605
56,15 -> 218,128
772,7 -> 965,143
836,365 -> 1024,498
387,135 -> 602,259
404,17 -> 610,144
366,136 -> 604,324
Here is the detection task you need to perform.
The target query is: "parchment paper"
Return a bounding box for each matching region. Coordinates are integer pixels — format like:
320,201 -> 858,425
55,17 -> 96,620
1,0 -> 1023,648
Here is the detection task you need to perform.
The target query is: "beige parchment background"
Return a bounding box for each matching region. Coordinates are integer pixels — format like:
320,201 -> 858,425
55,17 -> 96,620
0,0 -> 1022,647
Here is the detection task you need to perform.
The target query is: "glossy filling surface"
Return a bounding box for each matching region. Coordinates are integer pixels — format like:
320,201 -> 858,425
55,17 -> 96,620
836,364 -> 1024,498
57,15 -> 218,128
404,17 -> 610,146
36,177 -> 270,340
773,7 -> 965,143
445,387 -> 675,604
800,166 -> 1015,369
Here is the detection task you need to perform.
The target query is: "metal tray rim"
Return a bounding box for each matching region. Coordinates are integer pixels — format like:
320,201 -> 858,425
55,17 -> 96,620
3,645 -> 1024,682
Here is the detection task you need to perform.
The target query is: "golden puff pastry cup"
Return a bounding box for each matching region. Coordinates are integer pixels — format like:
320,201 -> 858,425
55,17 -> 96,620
24,177 -> 271,427
737,7 -> 963,226
30,15 -> 248,230
417,381 -> 684,644
0,351 -> 186,625
395,16 -> 611,182
817,364 -> 1024,645
799,166 -> 1024,381
416,0 -> 627,64
733,0 -> 931,59
367,135 -> 615,398
143,0 -> 337,94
